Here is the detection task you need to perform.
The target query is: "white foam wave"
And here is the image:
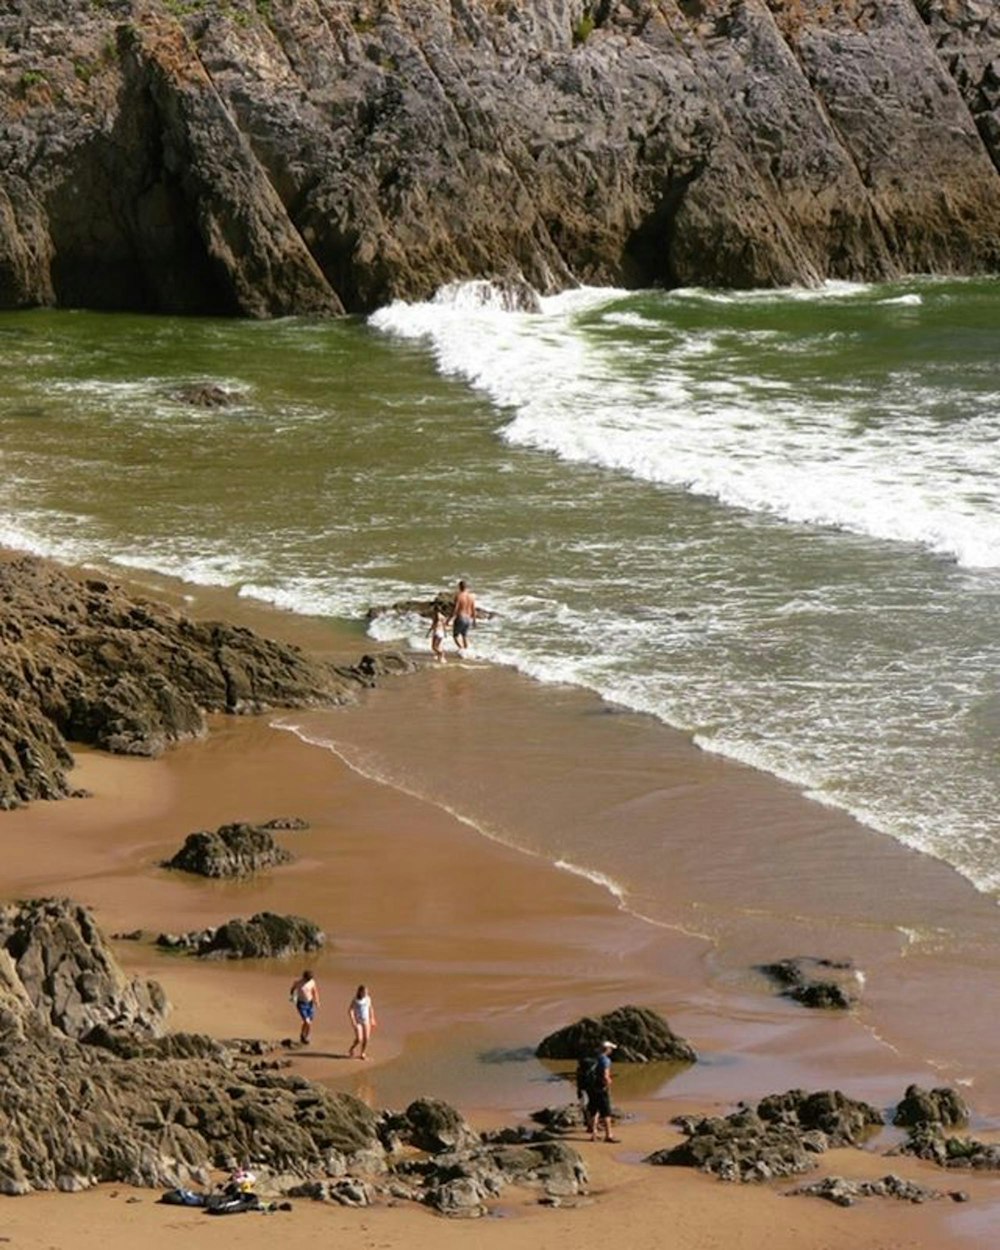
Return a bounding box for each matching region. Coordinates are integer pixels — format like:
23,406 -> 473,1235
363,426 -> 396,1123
371,280 -> 1000,568
554,858 -> 628,907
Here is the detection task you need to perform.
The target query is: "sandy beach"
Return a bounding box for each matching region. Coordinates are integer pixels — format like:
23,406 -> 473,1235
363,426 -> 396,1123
3,561 -> 1000,1248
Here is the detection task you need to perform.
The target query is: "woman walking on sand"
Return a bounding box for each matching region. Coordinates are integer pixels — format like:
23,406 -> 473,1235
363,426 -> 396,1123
347,984 -> 376,1059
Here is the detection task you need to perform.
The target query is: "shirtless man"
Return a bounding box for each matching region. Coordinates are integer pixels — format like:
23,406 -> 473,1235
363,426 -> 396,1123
290,969 -> 320,1045
448,579 -> 477,651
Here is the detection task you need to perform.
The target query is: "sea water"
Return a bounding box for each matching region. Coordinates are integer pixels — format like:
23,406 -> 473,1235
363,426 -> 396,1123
2,279 -> 999,899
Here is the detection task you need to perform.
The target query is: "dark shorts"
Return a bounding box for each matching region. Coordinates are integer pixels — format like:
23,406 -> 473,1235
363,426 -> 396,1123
453,614 -> 472,640
296,1001 -> 315,1022
586,1088 -> 612,1120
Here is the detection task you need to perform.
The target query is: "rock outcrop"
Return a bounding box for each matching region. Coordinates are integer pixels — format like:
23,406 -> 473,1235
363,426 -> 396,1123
0,555 -> 410,808
1,0 -> 998,318
788,1173 -> 955,1207
536,1003 -> 697,1064
157,912 -> 325,959
892,1085 -> 970,1130
0,898 -> 379,1194
648,1088 -> 883,1181
163,822 -> 295,878
759,956 -> 860,1010
0,896 -> 168,1041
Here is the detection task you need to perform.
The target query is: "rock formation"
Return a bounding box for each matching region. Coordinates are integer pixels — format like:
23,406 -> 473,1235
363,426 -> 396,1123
892,1084 -> 970,1130
759,956 -> 860,1009
157,912 -> 325,959
648,1088 -> 883,1181
1,0 -> 998,318
163,822 -> 295,878
0,896 -> 168,1041
788,1173 -> 956,1207
0,555 -> 410,808
0,898 -> 380,1194
536,1003 -> 697,1064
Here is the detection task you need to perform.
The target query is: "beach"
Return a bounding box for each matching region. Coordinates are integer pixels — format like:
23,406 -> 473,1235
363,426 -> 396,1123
3,560 -> 1000,1247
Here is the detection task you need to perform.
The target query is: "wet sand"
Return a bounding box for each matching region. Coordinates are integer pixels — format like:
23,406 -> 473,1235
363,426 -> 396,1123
3,559 -> 1000,1245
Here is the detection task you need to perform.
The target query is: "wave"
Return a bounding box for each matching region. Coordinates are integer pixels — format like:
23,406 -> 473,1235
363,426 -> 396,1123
371,280 -> 1000,569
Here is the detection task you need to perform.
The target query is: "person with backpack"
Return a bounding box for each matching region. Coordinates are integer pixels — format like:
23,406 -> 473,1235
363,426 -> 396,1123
576,1040 -> 619,1142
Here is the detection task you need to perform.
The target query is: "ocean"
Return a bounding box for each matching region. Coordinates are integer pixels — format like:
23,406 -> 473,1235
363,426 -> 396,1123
3,277 -> 1000,906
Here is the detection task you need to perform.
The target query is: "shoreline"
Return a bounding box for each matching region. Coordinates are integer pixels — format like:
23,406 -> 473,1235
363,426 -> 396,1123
3,549 -> 1000,1245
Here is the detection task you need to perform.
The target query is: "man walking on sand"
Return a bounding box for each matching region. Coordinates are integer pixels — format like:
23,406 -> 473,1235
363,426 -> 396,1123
290,969 -> 320,1045
448,579 -> 477,651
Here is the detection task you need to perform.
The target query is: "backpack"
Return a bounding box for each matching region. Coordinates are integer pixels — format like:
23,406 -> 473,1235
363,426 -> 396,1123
575,1054 -> 602,1096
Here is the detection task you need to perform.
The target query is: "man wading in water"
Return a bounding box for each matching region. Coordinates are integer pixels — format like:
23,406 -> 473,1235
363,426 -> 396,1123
447,579 -> 477,652
577,1040 -> 620,1142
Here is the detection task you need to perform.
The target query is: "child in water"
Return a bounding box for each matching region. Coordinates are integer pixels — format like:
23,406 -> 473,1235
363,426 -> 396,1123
428,603 -> 447,663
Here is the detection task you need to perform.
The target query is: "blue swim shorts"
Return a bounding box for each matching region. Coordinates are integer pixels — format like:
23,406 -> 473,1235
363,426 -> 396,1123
296,1001 -> 315,1022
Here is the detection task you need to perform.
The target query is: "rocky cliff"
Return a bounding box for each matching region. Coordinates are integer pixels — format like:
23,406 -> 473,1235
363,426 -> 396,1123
1,0 -> 997,316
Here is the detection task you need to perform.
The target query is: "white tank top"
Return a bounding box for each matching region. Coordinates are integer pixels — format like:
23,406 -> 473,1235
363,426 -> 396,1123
353,994 -> 371,1023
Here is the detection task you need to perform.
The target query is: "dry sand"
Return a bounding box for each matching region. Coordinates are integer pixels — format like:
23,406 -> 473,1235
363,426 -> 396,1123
2,566 -> 1000,1246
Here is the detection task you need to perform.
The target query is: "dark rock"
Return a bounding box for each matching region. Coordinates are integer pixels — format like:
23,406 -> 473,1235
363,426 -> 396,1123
756,1089 -> 883,1147
0,556 -> 411,807
163,823 -> 294,878
258,817 -> 310,832
366,596 -> 495,623
892,1085 -> 969,1129
185,913 -> 325,961
536,1004 -> 697,1064
172,384 -> 234,408
416,1139 -> 588,1218
648,1089 -> 882,1183
647,1107 -> 817,1183
788,1173 -> 945,1205
286,1178 -> 373,1206
529,1104 -> 586,1135
759,957 -> 859,1010
396,1098 -> 480,1154
891,1125 -> 1000,1170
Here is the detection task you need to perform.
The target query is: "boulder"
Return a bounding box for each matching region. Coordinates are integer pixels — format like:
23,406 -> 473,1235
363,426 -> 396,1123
158,913 -> 325,960
392,1098 -> 480,1155
892,1085 -> 970,1129
536,1004 -> 696,1064
529,1104 -> 587,1135
759,957 -> 859,1009
163,823 -> 294,878
406,1139 -> 588,1218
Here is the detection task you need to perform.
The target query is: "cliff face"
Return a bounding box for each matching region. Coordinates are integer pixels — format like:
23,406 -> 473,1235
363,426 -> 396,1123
1,0 -> 998,316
